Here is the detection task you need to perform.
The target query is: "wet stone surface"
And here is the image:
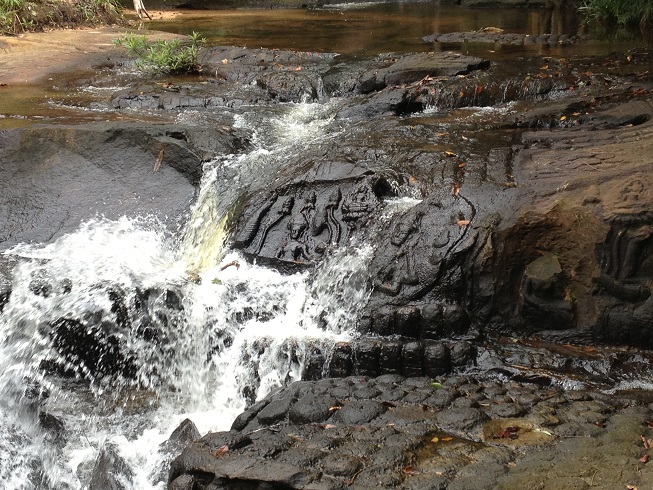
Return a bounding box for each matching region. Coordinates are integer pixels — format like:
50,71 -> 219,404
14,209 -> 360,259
169,373 -> 653,489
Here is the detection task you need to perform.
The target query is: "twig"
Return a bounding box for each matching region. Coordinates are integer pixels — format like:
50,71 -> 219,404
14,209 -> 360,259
153,147 -> 165,172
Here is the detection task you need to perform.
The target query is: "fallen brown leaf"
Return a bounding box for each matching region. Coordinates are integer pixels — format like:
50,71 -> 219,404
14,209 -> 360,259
496,426 -> 520,440
212,444 -> 229,457
639,454 -> 650,464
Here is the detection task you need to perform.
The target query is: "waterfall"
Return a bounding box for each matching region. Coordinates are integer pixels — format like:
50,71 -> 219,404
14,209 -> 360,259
0,99 -> 375,490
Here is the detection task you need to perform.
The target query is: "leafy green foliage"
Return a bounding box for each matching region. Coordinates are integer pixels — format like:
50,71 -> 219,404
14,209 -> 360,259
0,0 -> 27,33
0,0 -> 122,35
114,31 -> 206,75
579,0 -> 653,30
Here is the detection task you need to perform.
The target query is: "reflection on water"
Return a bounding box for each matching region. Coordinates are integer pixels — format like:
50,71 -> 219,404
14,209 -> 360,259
149,3 -> 582,57
1,2 -> 649,127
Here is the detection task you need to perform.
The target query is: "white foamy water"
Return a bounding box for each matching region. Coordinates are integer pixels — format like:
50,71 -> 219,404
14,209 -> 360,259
0,216 -> 373,489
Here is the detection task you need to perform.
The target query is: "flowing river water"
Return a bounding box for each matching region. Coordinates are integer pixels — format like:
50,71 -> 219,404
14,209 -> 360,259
0,3 -> 651,489
0,93 -> 391,487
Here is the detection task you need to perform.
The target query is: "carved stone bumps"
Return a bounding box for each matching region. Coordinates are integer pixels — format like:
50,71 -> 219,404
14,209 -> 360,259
369,192 -> 479,303
233,175 -> 386,266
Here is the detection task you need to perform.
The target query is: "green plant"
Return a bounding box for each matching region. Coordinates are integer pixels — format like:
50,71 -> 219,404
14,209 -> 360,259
0,0 -> 123,35
114,31 -> 206,75
0,0 -> 27,34
0,0 -> 26,10
579,0 -> 653,30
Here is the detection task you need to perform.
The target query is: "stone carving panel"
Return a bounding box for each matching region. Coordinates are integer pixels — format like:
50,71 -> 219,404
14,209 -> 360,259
233,173 -> 388,267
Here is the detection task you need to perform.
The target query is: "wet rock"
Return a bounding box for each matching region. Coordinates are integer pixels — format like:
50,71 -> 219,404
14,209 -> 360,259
330,400 -> 387,425
423,31 -> 578,46
257,71 -> 321,102
320,453 -> 362,477
519,253 -> 575,331
459,0 -> 553,7
328,343 -> 353,378
38,411 -> 66,447
47,317 -> 137,380
0,267 -> 11,313
0,123 -> 245,249
162,419 -> 202,455
89,445 -> 133,490
232,164 -> 393,270
168,369 -> 653,489
434,407 -> 490,440
353,339 -> 381,377
357,52 -> 490,94
378,341 -> 403,375
401,341 -> 424,377
289,394 -> 338,424
199,46 -> 337,85
423,341 -> 452,377
168,474 -> 194,490
450,341 -> 474,367
256,396 -> 297,425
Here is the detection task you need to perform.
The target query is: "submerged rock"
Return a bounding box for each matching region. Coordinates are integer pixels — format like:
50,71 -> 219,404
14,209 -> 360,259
423,31 -> 578,46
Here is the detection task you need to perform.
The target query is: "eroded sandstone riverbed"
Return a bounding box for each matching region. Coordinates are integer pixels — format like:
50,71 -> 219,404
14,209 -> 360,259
2,3 -> 653,489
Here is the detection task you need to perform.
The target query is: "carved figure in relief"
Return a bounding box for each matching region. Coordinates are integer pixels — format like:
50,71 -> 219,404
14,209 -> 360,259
234,192 -> 278,247
312,188 -> 342,245
254,195 -> 294,254
342,183 -> 375,223
277,214 -> 311,262
376,212 -> 423,296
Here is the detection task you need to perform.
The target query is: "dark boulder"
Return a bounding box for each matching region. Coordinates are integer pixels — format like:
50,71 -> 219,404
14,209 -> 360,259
423,31 -> 578,46
162,418 -> 202,455
357,52 -> 490,94
199,46 -> 337,86
288,394 -> 337,424
89,445 -> 133,490
0,123 -> 246,249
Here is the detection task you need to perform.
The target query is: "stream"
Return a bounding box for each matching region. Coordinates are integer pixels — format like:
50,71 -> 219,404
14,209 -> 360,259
1,3 -> 653,489
0,96 -> 380,488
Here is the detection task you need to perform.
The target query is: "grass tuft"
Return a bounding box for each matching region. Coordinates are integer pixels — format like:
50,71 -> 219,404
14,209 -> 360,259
114,31 -> 206,75
579,0 -> 653,31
